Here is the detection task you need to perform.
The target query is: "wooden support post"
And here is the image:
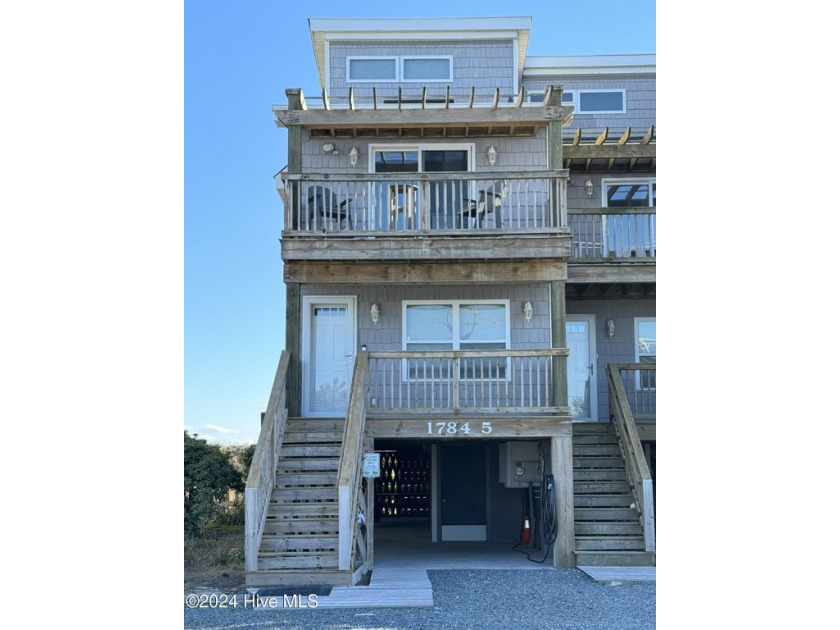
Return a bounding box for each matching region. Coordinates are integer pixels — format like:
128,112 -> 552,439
286,283 -> 301,417
552,434 -> 576,568
365,437 -> 375,569
551,280 -> 567,408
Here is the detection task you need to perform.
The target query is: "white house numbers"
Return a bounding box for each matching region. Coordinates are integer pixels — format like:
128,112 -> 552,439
427,421 -> 492,436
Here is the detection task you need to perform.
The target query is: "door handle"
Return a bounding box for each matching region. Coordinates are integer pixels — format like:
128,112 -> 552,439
589,363 -> 594,376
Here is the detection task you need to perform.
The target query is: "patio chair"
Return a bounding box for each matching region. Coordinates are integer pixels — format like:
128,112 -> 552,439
306,185 -> 354,231
458,180 -> 508,228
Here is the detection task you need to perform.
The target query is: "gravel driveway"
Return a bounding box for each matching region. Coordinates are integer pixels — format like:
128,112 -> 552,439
184,568 -> 655,629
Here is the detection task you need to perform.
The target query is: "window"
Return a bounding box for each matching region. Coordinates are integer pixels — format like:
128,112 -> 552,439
403,301 -> 510,378
347,57 -> 398,82
578,90 -> 625,113
634,317 -> 656,389
605,179 -> 656,208
347,56 -> 453,83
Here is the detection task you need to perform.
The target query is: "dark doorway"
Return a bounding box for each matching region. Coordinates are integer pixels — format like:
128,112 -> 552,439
440,443 -> 487,540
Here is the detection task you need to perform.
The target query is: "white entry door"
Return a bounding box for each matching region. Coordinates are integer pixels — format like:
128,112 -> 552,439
302,296 -> 357,417
566,315 -> 597,420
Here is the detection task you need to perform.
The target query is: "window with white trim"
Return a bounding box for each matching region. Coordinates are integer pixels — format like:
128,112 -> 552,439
347,56 -> 453,82
604,178 -> 656,208
528,89 -> 625,113
634,317 -> 656,389
403,300 -> 510,378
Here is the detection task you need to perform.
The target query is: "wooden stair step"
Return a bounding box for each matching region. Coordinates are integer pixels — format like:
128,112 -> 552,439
272,487 -> 338,502
260,535 -> 339,552
574,481 -> 631,494
246,569 -> 352,587
276,472 -> 337,486
267,503 -> 339,518
286,418 -> 346,432
263,518 -> 339,535
258,552 -> 339,570
575,522 -> 643,536
574,494 -> 636,507
281,445 -> 342,457
278,458 -> 339,471
573,445 -> 621,456
575,537 -> 646,551
573,469 -> 627,482
573,434 -> 621,445
575,550 -> 655,567
574,457 -> 625,468
574,508 -> 639,521
572,423 -> 615,434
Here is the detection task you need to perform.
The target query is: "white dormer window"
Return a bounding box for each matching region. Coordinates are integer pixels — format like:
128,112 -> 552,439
347,56 -> 453,83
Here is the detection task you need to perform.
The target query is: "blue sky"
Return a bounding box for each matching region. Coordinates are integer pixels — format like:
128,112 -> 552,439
185,1 -> 656,444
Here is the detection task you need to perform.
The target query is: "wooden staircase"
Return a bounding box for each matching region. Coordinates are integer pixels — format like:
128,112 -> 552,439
248,417 -> 354,587
572,422 -> 655,567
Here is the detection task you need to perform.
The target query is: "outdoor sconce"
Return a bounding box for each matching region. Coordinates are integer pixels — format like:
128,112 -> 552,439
349,146 -> 359,167
606,318 -> 616,338
523,301 -> 534,322
487,145 -> 497,166
584,179 -> 594,198
369,303 -> 380,324
322,142 -> 337,154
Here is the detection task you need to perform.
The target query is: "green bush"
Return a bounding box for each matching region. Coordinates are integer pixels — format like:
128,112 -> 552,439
184,432 -> 243,537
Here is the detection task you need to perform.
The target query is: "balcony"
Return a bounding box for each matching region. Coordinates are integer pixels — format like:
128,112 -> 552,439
568,207 -> 656,260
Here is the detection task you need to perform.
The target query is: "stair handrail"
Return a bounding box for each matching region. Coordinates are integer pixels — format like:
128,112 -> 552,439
606,362 -> 655,552
336,351 -> 370,573
244,350 -> 291,573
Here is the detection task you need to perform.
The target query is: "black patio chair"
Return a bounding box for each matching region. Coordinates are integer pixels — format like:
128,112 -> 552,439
458,180 -> 508,228
306,185 -> 354,231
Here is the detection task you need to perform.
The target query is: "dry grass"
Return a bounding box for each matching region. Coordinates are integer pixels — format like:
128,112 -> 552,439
184,530 -> 246,591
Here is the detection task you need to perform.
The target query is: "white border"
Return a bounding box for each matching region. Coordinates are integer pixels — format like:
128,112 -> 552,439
601,177 -> 656,206
301,296 -> 358,417
347,55 -> 454,83
577,89 -> 626,114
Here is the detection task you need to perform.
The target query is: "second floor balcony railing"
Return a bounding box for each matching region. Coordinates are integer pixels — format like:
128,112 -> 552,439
568,206 -> 656,259
279,171 -> 568,236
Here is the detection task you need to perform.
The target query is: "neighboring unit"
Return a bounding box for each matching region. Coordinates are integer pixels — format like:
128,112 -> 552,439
245,16 -> 655,587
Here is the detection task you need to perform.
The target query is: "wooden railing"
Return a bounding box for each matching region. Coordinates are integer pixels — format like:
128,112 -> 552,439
606,362 -> 655,552
244,351 -> 290,572
568,206 -> 656,259
279,171 -> 567,235
336,352 -> 371,580
366,349 -> 570,414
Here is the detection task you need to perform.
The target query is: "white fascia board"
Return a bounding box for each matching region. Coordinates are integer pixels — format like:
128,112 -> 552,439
523,54 -> 655,77
309,16 -> 532,33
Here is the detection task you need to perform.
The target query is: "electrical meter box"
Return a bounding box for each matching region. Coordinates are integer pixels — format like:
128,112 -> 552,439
498,441 -> 541,488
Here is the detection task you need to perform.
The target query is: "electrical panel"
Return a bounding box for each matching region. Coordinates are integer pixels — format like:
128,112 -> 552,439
498,441 -> 541,488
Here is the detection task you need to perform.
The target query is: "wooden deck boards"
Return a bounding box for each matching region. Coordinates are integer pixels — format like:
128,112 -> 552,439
578,565 -> 656,582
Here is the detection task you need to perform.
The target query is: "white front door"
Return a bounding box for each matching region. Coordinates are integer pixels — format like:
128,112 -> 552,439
302,296 -> 357,417
567,315 -> 597,420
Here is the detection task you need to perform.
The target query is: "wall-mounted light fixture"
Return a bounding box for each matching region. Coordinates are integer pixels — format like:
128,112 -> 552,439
487,145 -> 497,166
322,142 -> 337,154
584,179 -> 594,198
523,301 -> 533,322
606,318 -> 616,338
369,303 -> 380,324
349,146 -> 359,167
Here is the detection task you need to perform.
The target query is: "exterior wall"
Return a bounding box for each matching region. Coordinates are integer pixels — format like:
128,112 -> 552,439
328,40 -> 515,98
300,128 -> 548,174
522,74 -> 655,130
566,298 -> 655,421
301,283 -> 551,351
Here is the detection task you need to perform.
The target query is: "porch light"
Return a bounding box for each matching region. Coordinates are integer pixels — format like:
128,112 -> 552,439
369,303 -> 380,324
606,318 -> 616,338
487,145 -> 497,166
584,179 -> 594,198
349,146 -> 359,167
523,301 -> 533,322
322,142 -> 336,153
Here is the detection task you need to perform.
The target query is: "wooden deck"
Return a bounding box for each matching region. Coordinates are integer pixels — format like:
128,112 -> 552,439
578,566 -> 656,582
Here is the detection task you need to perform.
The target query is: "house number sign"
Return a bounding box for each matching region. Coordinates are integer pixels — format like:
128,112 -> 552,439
427,421 -> 492,436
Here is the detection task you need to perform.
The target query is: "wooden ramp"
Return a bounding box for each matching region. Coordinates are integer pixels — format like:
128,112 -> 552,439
578,566 -> 656,582
315,566 -> 434,608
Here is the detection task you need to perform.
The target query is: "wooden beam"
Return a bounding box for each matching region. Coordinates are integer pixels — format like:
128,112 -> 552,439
365,416 -> 572,439
445,86 -> 450,109
618,126 -> 631,145
372,87 -> 377,110
284,259 -> 568,284
515,86 -> 525,107
282,234 -> 572,263
322,89 -> 330,111
567,263 -> 656,284
491,87 -> 499,109
595,128 -> 608,145
286,283 -> 301,417
563,144 -> 656,160
397,87 -> 402,111
572,128 -> 582,145
274,106 -> 565,128
285,88 -> 306,111
421,87 -> 427,109
550,280 -> 567,409
468,87 -> 475,108
348,87 -> 355,111
641,125 -> 654,144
